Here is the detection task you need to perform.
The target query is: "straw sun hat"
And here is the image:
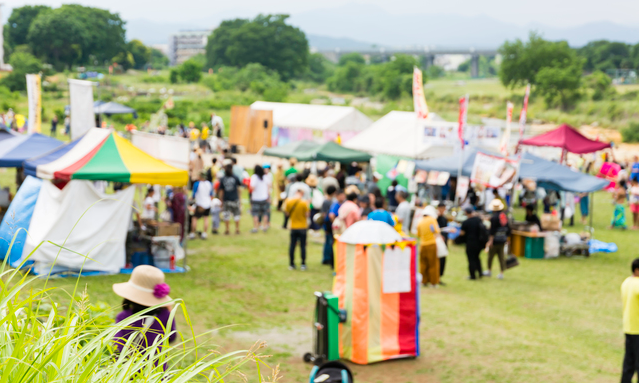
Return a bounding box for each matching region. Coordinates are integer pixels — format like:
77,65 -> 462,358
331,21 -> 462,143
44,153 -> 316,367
305,174 -> 319,187
113,265 -> 172,307
490,199 -> 505,211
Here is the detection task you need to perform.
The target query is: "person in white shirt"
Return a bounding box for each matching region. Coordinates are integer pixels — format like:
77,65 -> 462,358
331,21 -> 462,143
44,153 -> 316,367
250,165 -> 271,233
142,188 -> 157,220
394,190 -> 411,234
263,163 -> 274,227
189,171 -> 213,239
287,173 -> 312,201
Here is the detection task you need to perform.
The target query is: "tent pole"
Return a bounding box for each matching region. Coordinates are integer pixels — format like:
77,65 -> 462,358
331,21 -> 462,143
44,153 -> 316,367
183,192 -> 188,271
589,192 -> 594,240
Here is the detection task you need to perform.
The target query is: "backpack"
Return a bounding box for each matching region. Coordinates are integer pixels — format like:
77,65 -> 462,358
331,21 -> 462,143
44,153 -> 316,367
478,221 -> 489,248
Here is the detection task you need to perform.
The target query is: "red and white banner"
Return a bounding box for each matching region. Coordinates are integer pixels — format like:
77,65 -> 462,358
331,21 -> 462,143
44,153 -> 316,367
500,102 -> 514,155
518,84 -> 530,140
413,67 -> 429,120
458,95 -> 468,148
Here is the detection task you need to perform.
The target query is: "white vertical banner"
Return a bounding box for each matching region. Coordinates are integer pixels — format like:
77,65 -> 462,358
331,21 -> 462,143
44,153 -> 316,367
26,74 -> 42,134
68,79 -> 96,139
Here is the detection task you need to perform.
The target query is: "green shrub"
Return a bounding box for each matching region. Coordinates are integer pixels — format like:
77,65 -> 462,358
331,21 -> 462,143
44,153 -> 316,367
169,69 -> 179,84
178,59 -> 203,83
622,122 -> 639,142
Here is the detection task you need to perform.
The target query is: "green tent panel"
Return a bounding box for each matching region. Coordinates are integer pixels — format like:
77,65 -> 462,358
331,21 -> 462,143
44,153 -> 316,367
295,141 -> 372,163
263,140 -> 320,159
264,140 -> 371,163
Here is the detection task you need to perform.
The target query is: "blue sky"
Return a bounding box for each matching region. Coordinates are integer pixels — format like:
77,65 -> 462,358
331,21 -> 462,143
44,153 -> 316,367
2,0 -> 639,27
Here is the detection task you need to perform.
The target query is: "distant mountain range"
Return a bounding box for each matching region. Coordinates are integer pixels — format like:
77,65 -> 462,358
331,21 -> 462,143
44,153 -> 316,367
126,4 -> 639,49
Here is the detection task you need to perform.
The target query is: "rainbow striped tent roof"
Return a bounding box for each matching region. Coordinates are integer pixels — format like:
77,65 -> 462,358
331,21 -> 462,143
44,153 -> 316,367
24,128 -> 188,186
333,221 -> 420,364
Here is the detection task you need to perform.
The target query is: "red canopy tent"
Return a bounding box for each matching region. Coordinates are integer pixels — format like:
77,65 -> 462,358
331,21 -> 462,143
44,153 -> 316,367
518,124 -> 611,161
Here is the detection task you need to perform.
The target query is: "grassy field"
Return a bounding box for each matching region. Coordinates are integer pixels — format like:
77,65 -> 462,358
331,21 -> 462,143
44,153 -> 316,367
17,186 -> 633,383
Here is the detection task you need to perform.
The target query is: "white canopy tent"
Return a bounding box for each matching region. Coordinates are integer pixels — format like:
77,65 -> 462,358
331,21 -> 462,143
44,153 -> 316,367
344,111 -> 457,159
251,101 -> 372,145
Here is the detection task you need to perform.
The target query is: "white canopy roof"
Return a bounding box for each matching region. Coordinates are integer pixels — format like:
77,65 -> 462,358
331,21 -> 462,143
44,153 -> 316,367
339,220 -> 403,245
344,111 -> 458,159
251,101 -> 372,132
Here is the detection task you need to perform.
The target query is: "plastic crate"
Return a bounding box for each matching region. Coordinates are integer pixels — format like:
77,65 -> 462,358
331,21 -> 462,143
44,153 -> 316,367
525,237 -> 545,259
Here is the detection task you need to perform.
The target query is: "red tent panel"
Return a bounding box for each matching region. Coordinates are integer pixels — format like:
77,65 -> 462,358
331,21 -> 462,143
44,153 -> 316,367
519,124 -> 611,154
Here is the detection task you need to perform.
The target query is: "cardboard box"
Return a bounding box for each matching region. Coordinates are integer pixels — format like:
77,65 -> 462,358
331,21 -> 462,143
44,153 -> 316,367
541,213 -> 561,231
156,222 -> 181,237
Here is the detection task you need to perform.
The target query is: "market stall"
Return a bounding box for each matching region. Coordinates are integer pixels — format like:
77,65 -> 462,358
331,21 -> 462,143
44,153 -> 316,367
264,140 -> 371,163
262,140 -> 320,159
251,101 -> 372,146
333,221 -> 419,364
518,123 -> 611,162
0,128 -> 188,276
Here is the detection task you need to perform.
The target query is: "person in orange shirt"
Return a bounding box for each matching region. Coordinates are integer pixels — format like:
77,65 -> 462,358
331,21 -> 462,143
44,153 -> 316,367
417,205 -> 441,287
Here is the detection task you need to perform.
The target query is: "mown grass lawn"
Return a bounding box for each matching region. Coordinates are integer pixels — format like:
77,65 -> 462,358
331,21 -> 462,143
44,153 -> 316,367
21,188 -> 635,382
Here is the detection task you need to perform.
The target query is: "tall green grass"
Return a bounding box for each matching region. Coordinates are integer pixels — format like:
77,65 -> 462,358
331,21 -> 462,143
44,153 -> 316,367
0,235 -> 280,382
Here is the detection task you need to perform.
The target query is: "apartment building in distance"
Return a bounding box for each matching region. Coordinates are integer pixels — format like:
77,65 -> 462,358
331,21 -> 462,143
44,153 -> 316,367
168,30 -> 211,66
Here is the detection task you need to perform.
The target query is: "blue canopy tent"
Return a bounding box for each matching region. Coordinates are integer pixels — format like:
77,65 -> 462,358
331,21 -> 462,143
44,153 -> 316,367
0,133 -> 64,168
0,126 -> 17,142
23,137 -> 82,177
65,101 -> 138,118
415,147 -> 608,193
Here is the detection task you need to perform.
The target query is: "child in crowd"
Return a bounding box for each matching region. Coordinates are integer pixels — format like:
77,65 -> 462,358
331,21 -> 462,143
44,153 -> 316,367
211,197 -> 222,234
112,265 -> 176,366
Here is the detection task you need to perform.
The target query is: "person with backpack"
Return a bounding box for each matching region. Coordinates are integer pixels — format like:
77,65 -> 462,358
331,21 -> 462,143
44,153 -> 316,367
320,185 -> 337,267
460,206 -> 487,280
485,199 -> 511,280
285,189 -> 310,271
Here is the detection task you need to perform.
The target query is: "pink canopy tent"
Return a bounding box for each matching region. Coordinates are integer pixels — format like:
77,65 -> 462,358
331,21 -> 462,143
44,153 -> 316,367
518,124 -> 611,161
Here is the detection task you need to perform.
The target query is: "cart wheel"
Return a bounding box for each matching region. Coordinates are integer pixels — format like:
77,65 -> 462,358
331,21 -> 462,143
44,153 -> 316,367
303,352 -> 313,363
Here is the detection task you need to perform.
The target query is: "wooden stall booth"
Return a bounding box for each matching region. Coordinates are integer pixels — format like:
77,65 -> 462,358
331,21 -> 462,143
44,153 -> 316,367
229,106 -> 273,154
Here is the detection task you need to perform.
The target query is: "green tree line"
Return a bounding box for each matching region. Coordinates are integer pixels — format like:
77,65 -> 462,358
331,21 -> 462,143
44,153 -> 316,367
1,5 -> 168,90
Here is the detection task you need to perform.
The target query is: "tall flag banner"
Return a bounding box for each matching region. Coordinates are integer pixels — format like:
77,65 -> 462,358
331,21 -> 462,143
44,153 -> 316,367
458,94 -> 468,148
26,74 -> 42,134
412,67 -> 429,120
518,84 -> 530,140
68,79 -> 95,139
500,102 -> 514,155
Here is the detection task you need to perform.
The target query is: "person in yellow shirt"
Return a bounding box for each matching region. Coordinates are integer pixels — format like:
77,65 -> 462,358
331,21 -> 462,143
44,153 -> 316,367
416,205 -> 441,287
622,258 -> 639,382
285,189 -> 310,271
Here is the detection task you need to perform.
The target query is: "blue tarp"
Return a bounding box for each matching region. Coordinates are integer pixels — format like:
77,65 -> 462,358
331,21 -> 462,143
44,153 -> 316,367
0,127 -> 17,142
415,147 -> 609,193
0,133 -> 63,168
24,137 -> 82,177
0,176 -> 42,266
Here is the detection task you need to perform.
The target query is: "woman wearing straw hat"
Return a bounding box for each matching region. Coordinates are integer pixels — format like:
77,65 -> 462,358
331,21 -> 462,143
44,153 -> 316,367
112,266 -> 176,361
485,199 -> 511,280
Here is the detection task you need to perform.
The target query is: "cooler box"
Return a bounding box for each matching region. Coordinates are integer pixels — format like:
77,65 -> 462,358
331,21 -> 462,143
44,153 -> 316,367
525,237 -> 545,259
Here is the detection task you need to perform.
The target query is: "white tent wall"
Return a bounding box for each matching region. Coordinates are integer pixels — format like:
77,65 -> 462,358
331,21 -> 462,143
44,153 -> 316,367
22,180 -> 135,274
344,111 -> 457,159
131,131 -> 190,170
250,101 -> 372,132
